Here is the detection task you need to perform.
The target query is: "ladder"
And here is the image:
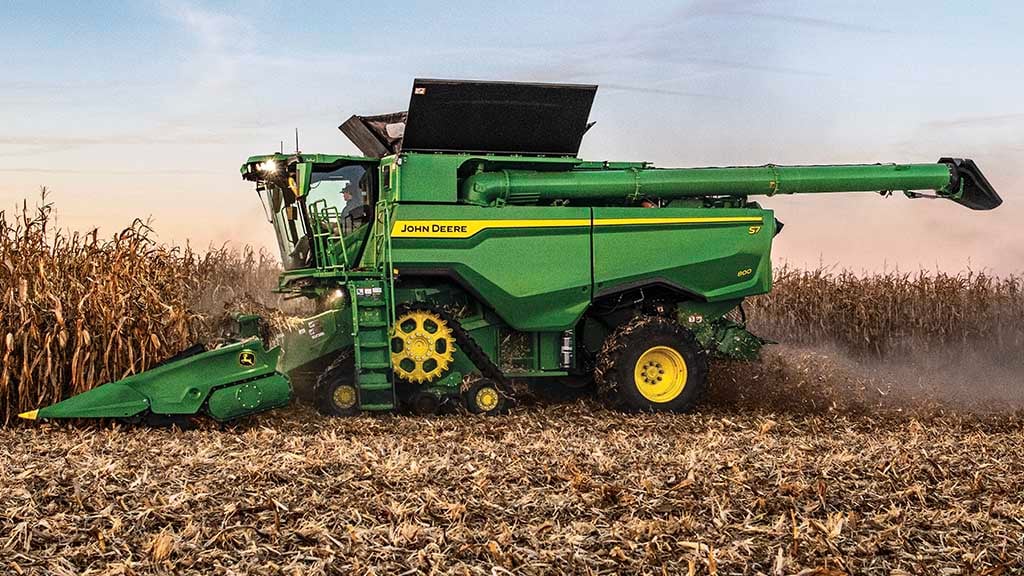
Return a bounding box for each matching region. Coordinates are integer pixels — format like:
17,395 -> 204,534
347,279 -> 395,411
345,198 -> 398,411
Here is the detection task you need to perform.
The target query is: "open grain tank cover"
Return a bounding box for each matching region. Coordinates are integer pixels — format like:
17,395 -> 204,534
399,78 -> 598,156
339,112 -> 408,158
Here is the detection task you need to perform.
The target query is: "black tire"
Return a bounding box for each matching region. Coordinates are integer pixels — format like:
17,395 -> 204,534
596,315 -> 707,412
407,391 -> 441,416
463,379 -> 506,415
315,351 -> 359,417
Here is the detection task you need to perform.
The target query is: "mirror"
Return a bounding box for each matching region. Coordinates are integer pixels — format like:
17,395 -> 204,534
270,186 -> 283,212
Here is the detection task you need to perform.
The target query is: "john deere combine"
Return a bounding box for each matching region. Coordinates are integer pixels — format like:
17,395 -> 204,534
20,79 -> 1001,423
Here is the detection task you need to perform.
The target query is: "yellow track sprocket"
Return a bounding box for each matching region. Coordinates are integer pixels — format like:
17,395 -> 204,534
391,309 -> 456,384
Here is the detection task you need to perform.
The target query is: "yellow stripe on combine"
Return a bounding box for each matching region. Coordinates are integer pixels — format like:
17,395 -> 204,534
390,216 -> 762,239
593,216 -> 763,227
391,219 -> 590,238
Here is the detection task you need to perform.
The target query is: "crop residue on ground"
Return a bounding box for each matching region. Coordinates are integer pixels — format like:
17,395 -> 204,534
3,388 -> 1023,575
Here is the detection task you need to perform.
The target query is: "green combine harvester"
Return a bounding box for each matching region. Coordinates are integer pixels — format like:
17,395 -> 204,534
20,79 -> 1001,424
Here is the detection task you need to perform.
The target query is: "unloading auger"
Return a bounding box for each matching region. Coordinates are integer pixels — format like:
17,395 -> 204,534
20,79 -> 1002,424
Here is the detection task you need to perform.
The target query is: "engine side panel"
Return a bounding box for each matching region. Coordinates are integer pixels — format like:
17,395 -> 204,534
592,207 -> 774,301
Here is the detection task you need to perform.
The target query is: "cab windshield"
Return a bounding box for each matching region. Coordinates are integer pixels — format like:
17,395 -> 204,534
261,162 -> 373,271
307,165 -> 370,225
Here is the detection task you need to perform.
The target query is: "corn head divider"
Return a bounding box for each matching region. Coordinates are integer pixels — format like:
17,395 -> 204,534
22,79 -> 1001,423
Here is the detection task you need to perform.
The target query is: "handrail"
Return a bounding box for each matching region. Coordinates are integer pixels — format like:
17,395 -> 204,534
378,199 -> 396,323
307,200 -> 350,270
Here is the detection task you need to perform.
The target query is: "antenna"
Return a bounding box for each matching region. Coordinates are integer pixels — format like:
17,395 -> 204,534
295,128 -> 300,154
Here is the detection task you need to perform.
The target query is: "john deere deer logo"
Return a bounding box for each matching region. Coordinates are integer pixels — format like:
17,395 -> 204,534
238,350 -> 256,367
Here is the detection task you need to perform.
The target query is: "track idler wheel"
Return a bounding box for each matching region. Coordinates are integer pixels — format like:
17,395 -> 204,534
463,379 -> 506,415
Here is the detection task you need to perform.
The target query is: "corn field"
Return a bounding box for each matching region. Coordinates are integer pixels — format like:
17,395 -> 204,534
0,194 -> 284,425
747,265 -> 1024,359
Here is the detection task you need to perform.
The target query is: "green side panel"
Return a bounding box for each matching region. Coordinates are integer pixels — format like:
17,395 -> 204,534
37,382 -> 150,420
463,324 -> 498,372
205,373 -> 291,421
278,307 -> 354,374
592,207 -> 774,302
537,332 -> 564,371
143,339 -> 282,414
677,299 -> 745,324
393,154 -> 459,203
390,204 -> 592,331
36,338 -> 283,419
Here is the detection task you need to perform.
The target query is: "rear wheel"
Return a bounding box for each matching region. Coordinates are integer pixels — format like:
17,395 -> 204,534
597,316 -> 707,412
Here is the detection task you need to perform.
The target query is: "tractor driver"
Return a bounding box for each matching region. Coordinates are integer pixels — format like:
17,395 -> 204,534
340,181 -> 364,220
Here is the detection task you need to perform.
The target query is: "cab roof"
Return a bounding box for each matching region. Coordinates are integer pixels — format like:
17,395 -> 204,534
240,153 -> 377,179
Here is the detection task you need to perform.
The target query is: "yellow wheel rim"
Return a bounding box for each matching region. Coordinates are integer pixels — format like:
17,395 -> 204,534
391,310 -> 456,384
633,346 -> 687,403
475,387 -> 500,411
333,385 -> 357,409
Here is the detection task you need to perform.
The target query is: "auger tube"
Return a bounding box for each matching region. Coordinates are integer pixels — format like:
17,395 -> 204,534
461,159 -> 999,210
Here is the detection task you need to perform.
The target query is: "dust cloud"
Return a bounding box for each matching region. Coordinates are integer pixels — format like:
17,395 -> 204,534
707,343 -> 1024,417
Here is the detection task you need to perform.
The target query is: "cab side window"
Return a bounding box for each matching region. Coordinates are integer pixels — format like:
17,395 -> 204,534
308,165 -> 371,235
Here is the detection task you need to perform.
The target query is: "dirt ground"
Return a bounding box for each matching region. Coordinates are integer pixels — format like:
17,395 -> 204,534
2,347 -> 1022,575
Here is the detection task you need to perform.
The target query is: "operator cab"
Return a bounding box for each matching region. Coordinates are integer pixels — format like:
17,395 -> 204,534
242,155 -> 379,272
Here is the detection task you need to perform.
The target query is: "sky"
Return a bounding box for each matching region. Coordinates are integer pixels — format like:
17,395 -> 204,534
1,0 -> 1020,273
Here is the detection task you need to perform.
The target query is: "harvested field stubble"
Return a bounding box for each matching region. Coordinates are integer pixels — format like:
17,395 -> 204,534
2,403 -> 1022,575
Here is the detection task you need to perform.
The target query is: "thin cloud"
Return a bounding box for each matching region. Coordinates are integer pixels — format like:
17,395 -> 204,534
626,51 -> 828,78
0,80 -> 161,92
601,83 -> 736,101
158,0 -> 255,90
925,113 -> 1024,128
0,131 -> 252,157
681,1 -> 893,34
159,0 -> 246,52
722,9 -> 894,34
